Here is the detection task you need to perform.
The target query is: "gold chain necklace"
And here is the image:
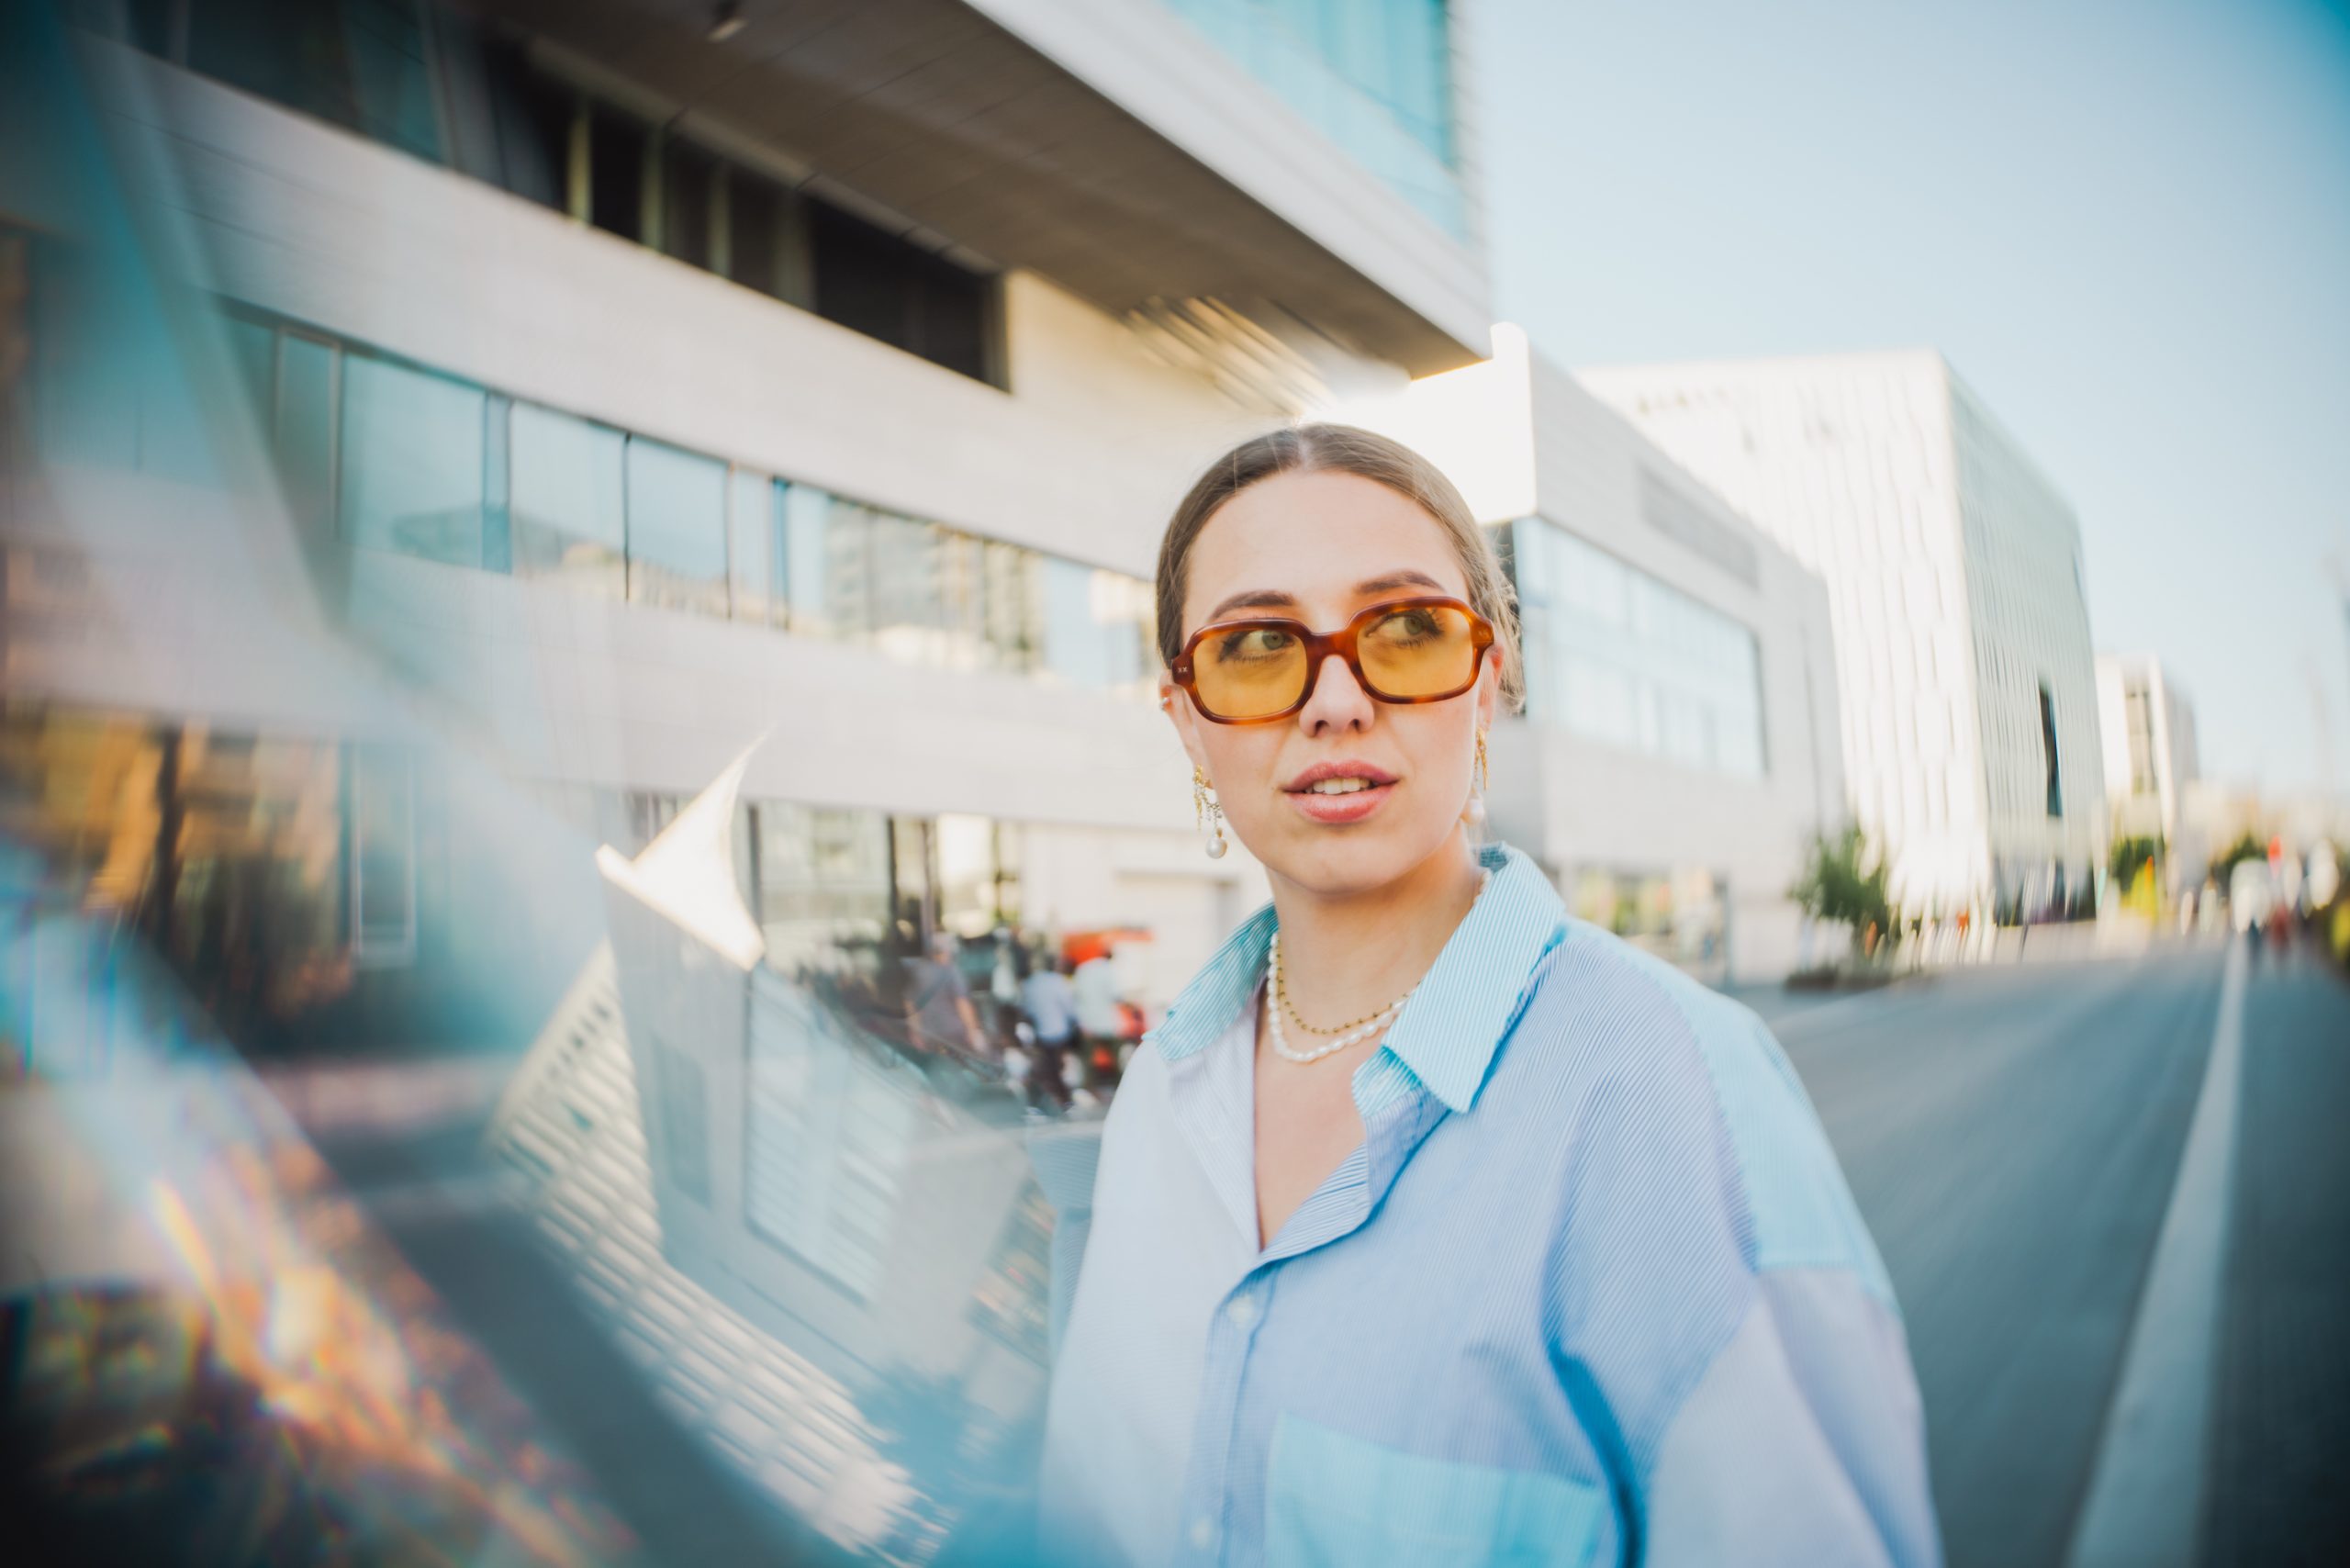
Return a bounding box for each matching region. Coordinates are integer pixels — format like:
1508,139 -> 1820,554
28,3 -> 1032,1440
1274,960 -> 1410,1035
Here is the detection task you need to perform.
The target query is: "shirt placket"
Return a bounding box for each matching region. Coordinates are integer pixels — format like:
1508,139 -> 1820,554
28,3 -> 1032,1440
1172,1263 -> 1277,1563
1170,1089 -> 1455,1564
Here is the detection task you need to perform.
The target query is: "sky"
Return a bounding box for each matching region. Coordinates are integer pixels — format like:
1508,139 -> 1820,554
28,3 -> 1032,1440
1478,0 -> 2350,800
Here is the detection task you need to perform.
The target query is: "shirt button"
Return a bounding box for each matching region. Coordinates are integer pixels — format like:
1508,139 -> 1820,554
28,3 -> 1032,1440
1225,1294 -> 1258,1327
1189,1516 -> 1216,1551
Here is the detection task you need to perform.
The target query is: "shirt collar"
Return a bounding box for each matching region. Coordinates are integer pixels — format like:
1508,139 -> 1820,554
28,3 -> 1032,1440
1147,842 -> 1565,1114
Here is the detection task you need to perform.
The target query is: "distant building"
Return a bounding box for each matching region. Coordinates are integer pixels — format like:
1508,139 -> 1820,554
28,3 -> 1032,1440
1456,353 -> 1842,981
1582,352 -> 2107,922
2096,654 -> 2201,882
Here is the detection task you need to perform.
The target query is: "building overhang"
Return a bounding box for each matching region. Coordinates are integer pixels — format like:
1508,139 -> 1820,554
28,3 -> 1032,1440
460,0 -> 1489,375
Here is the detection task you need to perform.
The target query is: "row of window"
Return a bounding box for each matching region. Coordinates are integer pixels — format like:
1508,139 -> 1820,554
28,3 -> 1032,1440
226,311 -> 1157,697
1164,0 -> 1465,235
1509,519 -> 1770,780
110,0 -> 1002,384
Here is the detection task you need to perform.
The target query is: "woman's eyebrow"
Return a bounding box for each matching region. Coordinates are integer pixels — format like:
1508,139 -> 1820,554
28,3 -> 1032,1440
1353,569 -> 1449,597
1203,588 -> 1298,622
1202,570 -> 1450,624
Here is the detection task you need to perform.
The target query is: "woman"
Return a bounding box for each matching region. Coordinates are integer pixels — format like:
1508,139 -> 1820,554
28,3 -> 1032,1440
1039,426 -> 1936,1566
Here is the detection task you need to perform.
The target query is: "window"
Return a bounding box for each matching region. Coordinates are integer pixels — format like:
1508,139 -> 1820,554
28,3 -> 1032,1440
868,510 -> 949,666
783,486 -> 875,643
338,354 -> 488,566
1512,520 -> 1767,779
725,166 -> 811,308
982,539 -> 1041,673
659,138 -> 719,270
509,403 -> 624,595
810,202 -> 995,384
753,802 -> 892,974
190,0 -> 445,163
586,104 -> 647,241
472,32 -> 573,211
141,4 -> 1007,383
1041,560 -> 1151,695
728,468 -> 780,627
623,436 -> 728,617
2039,681 -> 2063,817
350,741 -> 417,965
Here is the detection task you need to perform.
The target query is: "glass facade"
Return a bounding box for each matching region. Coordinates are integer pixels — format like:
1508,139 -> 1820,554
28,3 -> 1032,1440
338,354 -> 488,567
1160,0 -> 1464,235
509,402 -> 626,596
222,310 -> 1154,697
1511,519 -> 1768,780
623,437 -> 729,618
118,0 -> 1004,386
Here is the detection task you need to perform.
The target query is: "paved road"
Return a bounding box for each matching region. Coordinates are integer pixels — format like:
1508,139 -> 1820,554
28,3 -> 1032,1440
286,941 -> 2349,1567
1762,942 -> 2350,1568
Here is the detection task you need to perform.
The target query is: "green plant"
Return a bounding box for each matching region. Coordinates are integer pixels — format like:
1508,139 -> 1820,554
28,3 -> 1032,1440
2210,831 -> 2266,890
2109,834 -> 2162,892
1790,824 -> 1896,958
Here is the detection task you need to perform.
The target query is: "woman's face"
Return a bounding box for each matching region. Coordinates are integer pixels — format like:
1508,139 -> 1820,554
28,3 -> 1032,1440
1164,468 -> 1499,897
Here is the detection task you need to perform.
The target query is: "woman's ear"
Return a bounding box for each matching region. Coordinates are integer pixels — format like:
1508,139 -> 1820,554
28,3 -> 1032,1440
1160,679 -> 1212,775
1474,646 -> 1501,731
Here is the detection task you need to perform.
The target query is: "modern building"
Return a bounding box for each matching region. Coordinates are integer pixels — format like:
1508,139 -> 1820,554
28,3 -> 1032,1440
4,0 -> 1500,1059
1344,333 -> 1843,981
1582,351 -> 2108,923
2095,653 -> 2201,884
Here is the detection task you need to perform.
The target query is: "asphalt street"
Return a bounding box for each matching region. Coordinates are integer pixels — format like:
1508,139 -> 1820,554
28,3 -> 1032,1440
275,940 -> 2350,1567
1760,941 -> 2350,1568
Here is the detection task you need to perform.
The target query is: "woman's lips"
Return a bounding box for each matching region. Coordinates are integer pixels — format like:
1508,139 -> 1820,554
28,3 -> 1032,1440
1286,780 -> 1396,824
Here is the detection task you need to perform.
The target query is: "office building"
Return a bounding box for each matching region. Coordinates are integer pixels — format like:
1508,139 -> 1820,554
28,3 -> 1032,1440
2096,653 -> 2200,882
1348,334 -> 1843,980
1582,352 -> 2107,921
4,0 -> 1497,1056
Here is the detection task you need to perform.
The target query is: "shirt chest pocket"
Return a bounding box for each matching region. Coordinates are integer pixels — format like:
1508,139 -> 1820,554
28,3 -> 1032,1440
1263,1414 -> 1606,1568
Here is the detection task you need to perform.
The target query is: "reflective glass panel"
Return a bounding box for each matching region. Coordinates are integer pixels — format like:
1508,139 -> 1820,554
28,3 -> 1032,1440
868,511 -> 946,666
728,468 -> 778,627
623,436 -> 728,618
783,485 -> 873,643
509,402 -> 625,595
339,354 -> 487,567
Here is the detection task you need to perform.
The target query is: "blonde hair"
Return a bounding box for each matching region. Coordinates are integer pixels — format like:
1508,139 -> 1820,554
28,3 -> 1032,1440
1154,423 -> 1523,711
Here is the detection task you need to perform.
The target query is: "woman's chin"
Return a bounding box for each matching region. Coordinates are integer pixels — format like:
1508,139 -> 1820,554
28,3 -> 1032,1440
1255,823 -> 1455,897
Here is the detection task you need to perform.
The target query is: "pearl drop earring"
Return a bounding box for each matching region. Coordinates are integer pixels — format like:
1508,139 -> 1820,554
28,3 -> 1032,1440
1464,727 -> 1489,826
1193,766 -> 1228,858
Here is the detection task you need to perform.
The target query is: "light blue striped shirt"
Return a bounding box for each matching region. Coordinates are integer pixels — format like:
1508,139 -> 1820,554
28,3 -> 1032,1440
1039,843 -> 1938,1566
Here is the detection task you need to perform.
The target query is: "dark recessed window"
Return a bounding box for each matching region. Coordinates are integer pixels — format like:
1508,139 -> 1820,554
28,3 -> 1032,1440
476,36 -> 574,212
810,203 -> 993,384
661,139 -> 718,270
2038,681 -> 2063,818
586,105 -> 646,242
189,0 -> 444,163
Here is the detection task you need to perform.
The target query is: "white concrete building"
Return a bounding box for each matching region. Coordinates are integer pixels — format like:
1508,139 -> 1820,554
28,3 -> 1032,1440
1582,352 -> 2107,922
1351,342 -> 1842,982
2097,653 -> 2201,879
7,0 -> 1506,1050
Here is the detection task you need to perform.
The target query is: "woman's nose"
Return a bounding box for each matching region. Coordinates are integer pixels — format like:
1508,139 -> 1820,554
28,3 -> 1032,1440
1298,653 -> 1374,735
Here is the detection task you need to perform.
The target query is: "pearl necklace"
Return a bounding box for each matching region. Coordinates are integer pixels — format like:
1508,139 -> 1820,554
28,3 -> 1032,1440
1267,940 -> 1407,1063
1264,868 -> 1492,1066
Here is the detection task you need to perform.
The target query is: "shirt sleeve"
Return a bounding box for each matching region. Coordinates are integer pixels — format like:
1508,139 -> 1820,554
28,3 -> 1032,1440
1645,1270 -> 1939,1567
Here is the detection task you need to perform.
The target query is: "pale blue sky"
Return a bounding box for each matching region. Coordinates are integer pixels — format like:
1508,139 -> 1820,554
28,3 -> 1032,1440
1480,0 -> 2350,798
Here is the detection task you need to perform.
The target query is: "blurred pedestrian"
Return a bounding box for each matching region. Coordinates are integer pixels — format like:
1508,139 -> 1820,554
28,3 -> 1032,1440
1017,946 -> 1078,1110
1041,426 -> 1935,1568
903,931 -> 984,1060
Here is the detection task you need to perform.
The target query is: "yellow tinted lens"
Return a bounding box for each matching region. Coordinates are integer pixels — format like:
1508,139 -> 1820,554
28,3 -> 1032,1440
1358,604 -> 1476,698
1194,624 -> 1309,718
